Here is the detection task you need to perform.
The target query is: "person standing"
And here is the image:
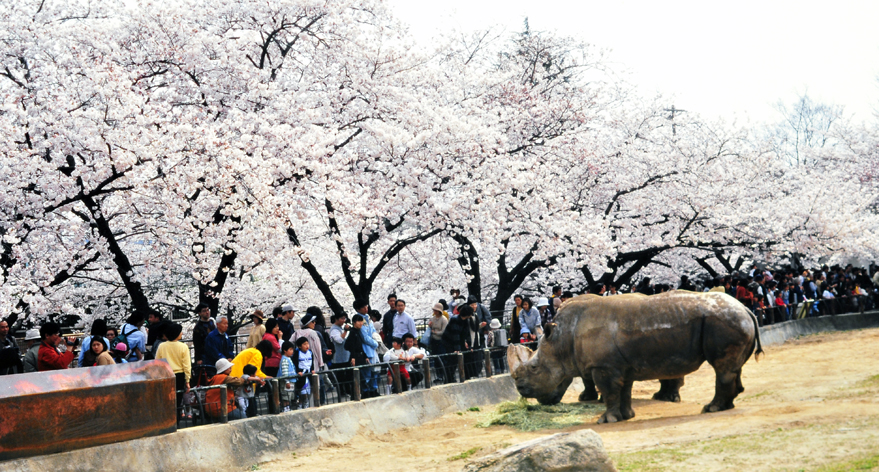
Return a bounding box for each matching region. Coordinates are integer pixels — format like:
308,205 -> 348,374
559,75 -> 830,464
82,338 -> 115,367
441,305 -> 473,382
192,303 -> 215,366
277,304 -> 296,342
329,313 -> 352,398
391,299 -> 417,340
518,298 -> 541,342
351,300 -> 380,397
536,298 -> 552,328
467,295 -> 491,349
0,318 -> 21,375
22,329 -> 42,373
203,315 -> 234,367
245,311 -> 266,349
292,312 -> 325,373
427,303 -> 448,355
156,323 -> 191,420
548,286 -> 562,320
381,294 -> 398,347
37,322 -> 76,371
77,319 -> 110,367
261,318 -> 283,377
509,294 -> 524,344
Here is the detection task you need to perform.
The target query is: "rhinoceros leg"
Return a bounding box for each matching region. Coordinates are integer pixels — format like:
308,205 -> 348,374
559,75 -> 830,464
579,376 -> 600,402
735,369 -> 745,394
702,370 -> 738,413
652,378 -> 684,403
620,379 -> 635,420
592,368 -> 628,424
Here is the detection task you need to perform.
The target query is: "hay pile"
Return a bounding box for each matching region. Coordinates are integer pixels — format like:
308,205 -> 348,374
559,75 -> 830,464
476,397 -> 602,432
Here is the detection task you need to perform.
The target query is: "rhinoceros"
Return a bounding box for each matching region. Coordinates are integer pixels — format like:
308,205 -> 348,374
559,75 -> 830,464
508,291 -> 763,423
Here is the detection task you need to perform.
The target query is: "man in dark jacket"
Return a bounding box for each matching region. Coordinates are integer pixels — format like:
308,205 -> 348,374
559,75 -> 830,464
467,295 -> 491,349
192,303 -> 215,366
203,315 -> 234,366
441,306 -> 473,382
381,293 -> 397,347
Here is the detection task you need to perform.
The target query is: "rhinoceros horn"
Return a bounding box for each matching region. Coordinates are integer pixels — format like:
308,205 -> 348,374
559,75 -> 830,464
507,344 -> 534,374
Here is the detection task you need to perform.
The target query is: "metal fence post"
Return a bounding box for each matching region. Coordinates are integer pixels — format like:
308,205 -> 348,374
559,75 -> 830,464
422,358 -> 431,389
391,362 -> 402,393
270,379 -> 280,414
219,386 -> 228,424
352,368 -> 361,401
311,373 -> 321,408
484,349 -> 492,378
457,352 -> 465,383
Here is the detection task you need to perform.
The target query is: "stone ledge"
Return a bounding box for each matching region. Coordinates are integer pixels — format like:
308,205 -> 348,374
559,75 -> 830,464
3,375 -> 517,472
759,311 -> 879,347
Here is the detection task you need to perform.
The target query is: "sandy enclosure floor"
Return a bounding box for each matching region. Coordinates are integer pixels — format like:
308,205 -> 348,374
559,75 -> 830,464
260,328 -> 879,472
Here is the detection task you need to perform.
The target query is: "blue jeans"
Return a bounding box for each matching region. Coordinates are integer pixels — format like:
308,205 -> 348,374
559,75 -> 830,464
228,408 -> 246,420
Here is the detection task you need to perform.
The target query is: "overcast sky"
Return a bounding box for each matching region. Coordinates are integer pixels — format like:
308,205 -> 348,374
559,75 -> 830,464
388,0 -> 879,125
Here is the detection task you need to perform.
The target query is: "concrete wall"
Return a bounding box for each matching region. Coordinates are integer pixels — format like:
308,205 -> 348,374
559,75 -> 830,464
4,375 -> 518,472
759,311 -> 879,347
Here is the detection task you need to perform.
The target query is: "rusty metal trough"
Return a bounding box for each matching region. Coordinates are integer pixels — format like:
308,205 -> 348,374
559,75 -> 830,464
0,360 -> 176,461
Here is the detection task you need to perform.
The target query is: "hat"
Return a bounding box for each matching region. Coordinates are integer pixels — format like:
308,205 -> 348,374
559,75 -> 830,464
114,342 -> 128,352
215,358 -> 234,374
281,303 -> 294,313
250,311 -> 264,321
432,302 -> 444,313
25,329 -> 41,341
489,319 -> 501,329
537,297 -> 550,307
300,312 -> 316,327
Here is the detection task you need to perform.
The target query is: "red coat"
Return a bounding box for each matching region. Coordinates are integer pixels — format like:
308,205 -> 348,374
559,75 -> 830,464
37,342 -> 75,371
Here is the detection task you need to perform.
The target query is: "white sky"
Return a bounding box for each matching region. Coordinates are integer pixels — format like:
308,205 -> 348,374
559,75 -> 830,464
389,0 -> 879,125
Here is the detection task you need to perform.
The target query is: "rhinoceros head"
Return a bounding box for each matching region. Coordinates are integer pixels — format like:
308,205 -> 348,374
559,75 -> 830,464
508,325 -> 572,405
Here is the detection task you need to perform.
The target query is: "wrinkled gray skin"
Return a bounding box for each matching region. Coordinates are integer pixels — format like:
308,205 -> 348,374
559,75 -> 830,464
509,291 -> 763,424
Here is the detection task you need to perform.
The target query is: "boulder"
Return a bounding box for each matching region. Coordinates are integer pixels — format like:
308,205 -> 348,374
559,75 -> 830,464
462,429 -> 617,472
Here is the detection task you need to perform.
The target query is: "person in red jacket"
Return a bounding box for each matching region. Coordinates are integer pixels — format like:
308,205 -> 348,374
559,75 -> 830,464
37,322 -> 77,371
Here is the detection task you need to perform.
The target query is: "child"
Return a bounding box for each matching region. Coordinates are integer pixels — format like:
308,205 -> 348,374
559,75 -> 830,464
292,336 -> 314,409
382,337 -> 411,392
112,342 -> 129,363
235,364 -> 258,415
278,341 -> 296,412
487,318 -> 508,374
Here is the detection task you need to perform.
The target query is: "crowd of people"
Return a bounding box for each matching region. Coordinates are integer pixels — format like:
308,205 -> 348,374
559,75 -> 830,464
0,262 -> 875,421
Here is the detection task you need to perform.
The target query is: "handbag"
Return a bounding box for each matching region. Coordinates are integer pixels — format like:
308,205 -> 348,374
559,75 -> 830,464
420,327 -> 431,346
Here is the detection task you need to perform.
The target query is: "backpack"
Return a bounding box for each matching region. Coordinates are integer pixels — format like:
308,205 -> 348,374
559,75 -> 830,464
116,325 -> 138,348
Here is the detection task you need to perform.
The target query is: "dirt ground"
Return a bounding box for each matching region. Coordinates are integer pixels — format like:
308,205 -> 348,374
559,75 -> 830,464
260,328 -> 879,472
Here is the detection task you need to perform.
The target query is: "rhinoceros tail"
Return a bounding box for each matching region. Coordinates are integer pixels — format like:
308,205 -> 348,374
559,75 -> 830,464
748,309 -> 764,361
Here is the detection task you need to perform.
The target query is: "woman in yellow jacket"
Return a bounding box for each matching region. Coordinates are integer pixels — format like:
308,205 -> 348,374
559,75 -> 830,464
156,322 -> 191,419
230,340 -> 274,378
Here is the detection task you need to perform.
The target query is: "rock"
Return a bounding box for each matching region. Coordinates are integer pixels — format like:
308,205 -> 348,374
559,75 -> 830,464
461,429 -> 616,472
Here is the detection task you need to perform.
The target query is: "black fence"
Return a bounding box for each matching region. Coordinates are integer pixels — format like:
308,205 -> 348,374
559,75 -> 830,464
170,347 -> 511,428
753,294 -> 870,327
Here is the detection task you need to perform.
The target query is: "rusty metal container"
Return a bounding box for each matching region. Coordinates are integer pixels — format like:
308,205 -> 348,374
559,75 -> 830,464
0,360 -> 176,461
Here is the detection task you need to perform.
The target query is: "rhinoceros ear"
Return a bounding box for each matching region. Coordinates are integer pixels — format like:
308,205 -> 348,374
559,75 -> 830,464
544,323 -> 558,341
507,344 -> 534,373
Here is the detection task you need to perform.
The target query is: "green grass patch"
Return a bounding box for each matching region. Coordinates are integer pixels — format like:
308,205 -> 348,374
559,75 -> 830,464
858,375 -> 879,388
740,390 -> 773,402
611,447 -> 693,472
448,447 -> 480,461
468,406 -> 481,412
811,452 -> 879,471
475,397 -> 602,432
